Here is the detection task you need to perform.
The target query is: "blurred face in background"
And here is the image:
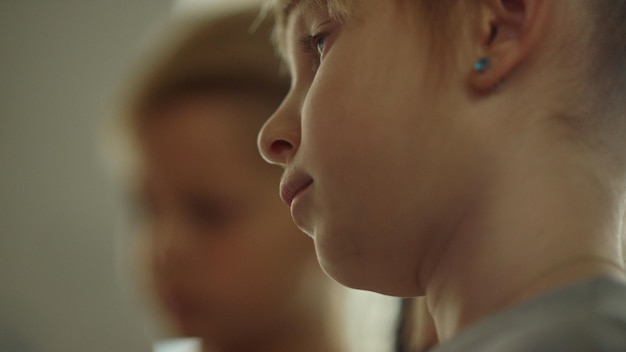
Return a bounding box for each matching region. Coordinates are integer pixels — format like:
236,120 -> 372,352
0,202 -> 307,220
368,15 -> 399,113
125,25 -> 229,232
132,92 -> 327,347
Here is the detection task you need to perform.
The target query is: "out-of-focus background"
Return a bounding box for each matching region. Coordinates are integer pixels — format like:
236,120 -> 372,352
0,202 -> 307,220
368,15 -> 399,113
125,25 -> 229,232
1,1 -> 167,350
0,1 -> 258,351
0,1 -> 398,351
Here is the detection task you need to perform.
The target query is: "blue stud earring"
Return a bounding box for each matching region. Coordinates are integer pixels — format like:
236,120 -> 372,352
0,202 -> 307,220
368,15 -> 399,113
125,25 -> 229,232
474,57 -> 491,72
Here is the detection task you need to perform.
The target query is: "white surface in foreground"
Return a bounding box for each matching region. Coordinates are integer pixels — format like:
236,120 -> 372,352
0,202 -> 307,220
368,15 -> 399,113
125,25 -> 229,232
154,338 -> 202,352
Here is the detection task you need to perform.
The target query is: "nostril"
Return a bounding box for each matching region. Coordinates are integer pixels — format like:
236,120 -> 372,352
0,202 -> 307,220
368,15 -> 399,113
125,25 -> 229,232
270,139 -> 294,158
257,102 -> 300,164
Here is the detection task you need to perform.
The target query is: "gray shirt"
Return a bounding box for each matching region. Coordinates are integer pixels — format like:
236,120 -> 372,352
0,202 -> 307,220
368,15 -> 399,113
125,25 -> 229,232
432,276 -> 626,352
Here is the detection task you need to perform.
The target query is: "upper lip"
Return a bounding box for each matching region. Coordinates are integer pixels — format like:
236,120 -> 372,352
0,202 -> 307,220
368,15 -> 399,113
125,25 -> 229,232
280,168 -> 313,207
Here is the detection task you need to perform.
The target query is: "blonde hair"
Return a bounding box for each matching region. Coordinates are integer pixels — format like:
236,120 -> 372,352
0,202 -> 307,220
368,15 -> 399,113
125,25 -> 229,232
121,6 -> 289,135
105,6 -> 289,178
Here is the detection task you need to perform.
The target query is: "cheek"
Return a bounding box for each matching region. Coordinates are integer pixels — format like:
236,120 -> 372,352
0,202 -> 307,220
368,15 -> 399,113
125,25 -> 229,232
302,35 -> 431,159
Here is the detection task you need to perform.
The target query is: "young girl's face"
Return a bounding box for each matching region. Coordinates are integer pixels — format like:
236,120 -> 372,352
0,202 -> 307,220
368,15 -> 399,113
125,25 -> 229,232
259,1 -> 491,295
134,93 -> 326,344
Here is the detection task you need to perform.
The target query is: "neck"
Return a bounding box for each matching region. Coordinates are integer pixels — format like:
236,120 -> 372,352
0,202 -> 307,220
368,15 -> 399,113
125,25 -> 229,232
424,130 -> 626,341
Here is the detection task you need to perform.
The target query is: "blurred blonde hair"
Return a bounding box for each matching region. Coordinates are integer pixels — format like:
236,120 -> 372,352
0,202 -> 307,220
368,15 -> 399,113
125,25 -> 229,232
107,5 -> 289,175
120,5 -> 288,137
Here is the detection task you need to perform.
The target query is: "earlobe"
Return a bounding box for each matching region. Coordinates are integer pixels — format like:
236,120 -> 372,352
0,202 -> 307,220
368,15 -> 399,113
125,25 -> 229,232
468,0 -> 551,91
474,57 -> 491,73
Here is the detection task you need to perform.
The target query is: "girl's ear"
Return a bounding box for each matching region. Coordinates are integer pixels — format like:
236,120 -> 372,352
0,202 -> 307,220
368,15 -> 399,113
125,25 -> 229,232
469,0 -> 553,91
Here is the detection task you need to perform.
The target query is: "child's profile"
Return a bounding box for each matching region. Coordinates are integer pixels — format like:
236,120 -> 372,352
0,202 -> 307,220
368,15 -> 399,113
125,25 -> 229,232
258,0 -> 626,350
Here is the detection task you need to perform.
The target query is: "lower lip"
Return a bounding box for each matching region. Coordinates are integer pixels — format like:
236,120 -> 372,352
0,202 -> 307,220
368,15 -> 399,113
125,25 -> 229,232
290,182 -> 312,223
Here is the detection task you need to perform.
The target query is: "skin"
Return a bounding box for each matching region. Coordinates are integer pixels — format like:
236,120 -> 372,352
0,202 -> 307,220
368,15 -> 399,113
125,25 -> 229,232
258,0 -> 626,342
134,93 -> 344,352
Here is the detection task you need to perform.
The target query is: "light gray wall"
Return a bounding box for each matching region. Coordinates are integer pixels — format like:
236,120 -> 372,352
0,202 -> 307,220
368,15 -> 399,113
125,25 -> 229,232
0,1 -> 173,351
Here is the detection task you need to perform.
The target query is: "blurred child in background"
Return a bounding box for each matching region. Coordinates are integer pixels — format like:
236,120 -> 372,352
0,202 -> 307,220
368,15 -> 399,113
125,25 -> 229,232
112,6 -> 346,352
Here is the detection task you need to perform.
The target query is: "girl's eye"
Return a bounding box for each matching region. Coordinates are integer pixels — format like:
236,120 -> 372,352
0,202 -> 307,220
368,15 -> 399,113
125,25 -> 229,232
313,34 -> 326,56
299,32 -> 328,70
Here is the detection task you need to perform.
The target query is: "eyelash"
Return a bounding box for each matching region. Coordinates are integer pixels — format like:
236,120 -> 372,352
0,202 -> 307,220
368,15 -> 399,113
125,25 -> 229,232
299,32 -> 327,70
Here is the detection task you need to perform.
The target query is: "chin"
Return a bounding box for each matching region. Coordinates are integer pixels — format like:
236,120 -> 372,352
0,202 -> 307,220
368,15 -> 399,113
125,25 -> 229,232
314,238 -> 376,292
315,231 -> 424,296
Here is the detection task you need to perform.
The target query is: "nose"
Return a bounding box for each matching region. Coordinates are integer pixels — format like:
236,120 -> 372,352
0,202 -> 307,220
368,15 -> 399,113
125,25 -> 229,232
257,94 -> 301,167
150,218 -> 187,275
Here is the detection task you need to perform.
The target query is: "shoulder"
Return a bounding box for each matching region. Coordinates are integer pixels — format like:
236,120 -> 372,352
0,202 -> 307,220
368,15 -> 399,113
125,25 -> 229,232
493,276 -> 626,352
435,276 -> 626,352
491,309 -> 626,352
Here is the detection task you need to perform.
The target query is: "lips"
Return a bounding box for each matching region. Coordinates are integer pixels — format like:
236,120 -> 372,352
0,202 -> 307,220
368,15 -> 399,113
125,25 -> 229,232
280,169 -> 313,207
